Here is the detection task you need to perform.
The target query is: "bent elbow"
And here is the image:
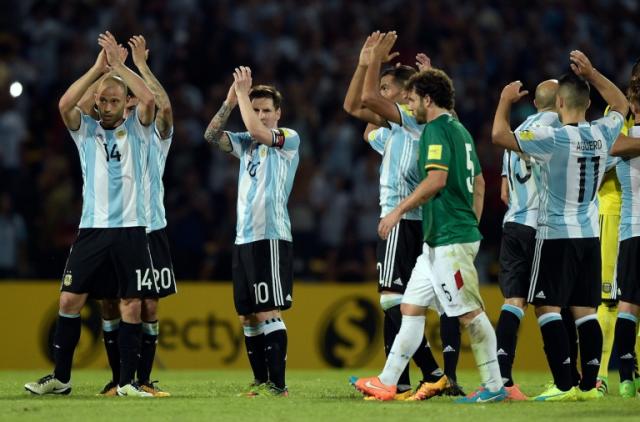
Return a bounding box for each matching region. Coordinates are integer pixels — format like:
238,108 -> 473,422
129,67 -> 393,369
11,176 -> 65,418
491,130 -> 502,145
361,93 -> 376,108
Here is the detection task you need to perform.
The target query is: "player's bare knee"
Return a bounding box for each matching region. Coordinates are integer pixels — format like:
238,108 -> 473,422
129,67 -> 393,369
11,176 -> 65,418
239,314 -> 258,326
570,305 -> 597,320
458,308 -> 483,326
255,309 -> 281,322
617,301 -> 638,315
142,298 -> 159,321
534,305 -> 560,317
101,299 -> 120,320
59,292 -> 87,314
504,297 -> 527,310
399,303 -> 425,316
119,298 -> 142,323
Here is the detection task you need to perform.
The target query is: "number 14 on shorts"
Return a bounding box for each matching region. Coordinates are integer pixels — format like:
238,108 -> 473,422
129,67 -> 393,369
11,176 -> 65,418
136,268 -> 156,291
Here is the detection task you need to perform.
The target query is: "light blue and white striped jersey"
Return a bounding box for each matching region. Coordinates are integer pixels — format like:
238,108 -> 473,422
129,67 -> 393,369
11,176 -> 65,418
68,109 -> 152,228
515,111 -> 624,239
617,125 -> 640,241
367,104 -> 423,220
226,128 -> 300,244
144,124 -> 172,232
502,111 -> 561,228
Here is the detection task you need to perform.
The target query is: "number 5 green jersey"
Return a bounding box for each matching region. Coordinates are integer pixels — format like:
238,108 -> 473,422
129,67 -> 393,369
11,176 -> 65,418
418,114 -> 482,247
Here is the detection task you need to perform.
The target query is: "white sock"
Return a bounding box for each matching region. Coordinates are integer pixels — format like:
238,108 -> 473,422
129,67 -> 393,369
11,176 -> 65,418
379,315 -> 425,386
467,312 -> 503,392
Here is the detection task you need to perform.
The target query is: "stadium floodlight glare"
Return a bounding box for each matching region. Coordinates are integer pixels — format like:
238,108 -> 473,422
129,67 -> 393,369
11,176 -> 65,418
9,81 -> 23,98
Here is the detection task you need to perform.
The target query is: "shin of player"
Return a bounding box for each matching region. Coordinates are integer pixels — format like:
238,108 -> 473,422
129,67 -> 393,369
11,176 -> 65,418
205,68 -> 300,396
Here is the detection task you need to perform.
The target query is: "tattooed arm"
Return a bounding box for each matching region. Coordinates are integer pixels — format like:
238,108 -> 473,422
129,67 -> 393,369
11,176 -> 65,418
129,35 -> 173,139
204,83 -> 237,153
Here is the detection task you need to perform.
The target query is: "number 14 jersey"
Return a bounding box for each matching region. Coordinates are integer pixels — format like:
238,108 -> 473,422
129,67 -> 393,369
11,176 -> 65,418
514,111 -> 624,239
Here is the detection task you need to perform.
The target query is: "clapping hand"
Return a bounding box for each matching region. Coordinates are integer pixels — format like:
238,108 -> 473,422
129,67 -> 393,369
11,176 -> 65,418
233,66 -> 252,96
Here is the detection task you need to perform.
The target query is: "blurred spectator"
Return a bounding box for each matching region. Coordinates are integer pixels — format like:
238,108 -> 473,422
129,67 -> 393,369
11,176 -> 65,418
3,0 -> 640,281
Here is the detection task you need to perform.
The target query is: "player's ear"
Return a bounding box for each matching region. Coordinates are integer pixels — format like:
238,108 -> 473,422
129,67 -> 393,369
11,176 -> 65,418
586,98 -> 591,111
631,102 -> 638,116
275,107 -> 281,121
555,95 -> 563,110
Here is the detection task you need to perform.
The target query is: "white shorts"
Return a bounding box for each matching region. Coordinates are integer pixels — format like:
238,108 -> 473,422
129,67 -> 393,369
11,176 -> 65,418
402,241 -> 484,317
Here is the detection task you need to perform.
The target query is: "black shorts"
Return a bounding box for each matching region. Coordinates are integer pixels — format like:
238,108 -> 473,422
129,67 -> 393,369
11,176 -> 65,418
61,227 -> 155,299
527,237 -> 601,308
617,237 -> 640,306
232,239 -> 293,316
376,219 -> 423,294
148,228 -> 177,298
498,222 -> 536,299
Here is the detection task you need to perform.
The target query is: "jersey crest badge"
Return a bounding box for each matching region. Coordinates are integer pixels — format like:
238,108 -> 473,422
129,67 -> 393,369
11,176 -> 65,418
116,129 -> 127,139
428,145 -> 442,160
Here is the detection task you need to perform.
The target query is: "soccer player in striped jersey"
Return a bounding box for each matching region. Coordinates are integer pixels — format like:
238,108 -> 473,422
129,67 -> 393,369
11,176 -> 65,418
353,68 -> 505,403
492,50 -> 628,401
204,67 -> 299,397
609,78 -> 640,398
343,32 -> 451,400
496,79 -> 560,401
596,60 -> 640,395
95,35 -> 176,397
25,32 -> 157,397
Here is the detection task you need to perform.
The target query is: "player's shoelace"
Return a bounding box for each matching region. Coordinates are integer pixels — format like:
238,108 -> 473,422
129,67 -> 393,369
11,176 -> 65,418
36,374 -> 56,385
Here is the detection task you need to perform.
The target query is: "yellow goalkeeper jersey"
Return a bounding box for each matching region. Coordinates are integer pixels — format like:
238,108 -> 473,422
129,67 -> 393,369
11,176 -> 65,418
598,107 -> 634,216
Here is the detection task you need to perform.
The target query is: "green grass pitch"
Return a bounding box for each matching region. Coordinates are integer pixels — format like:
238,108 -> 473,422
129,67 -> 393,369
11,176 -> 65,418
1,370 -> 639,421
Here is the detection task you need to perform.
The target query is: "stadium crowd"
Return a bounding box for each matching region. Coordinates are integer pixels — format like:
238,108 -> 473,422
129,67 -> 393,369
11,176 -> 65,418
1,0 -> 639,281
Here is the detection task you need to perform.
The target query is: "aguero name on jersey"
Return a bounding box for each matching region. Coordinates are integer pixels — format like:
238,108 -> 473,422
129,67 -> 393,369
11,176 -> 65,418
515,111 -> 624,239
502,111 -> 561,228
144,123 -> 172,232
226,128 -> 300,244
367,104 -> 424,220
419,113 -> 482,247
68,109 -> 152,228
616,125 -> 640,241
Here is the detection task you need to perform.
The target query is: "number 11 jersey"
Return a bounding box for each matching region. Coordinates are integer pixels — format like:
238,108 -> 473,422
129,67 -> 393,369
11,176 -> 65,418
514,111 -> 624,239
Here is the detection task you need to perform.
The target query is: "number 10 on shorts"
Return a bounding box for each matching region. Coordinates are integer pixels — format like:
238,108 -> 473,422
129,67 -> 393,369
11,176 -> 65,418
254,282 -> 269,304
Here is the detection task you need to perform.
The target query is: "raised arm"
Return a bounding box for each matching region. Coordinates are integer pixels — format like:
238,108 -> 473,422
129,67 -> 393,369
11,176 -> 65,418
570,50 -> 628,117
233,66 -> 274,146
98,31 -> 155,126
610,133 -> 640,157
473,173 -> 485,221
361,32 -> 402,125
59,50 -> 108,130
491,81 -> 529,151
77,73 -> 106,119
343,33 -> 387,126
203,83 -> 236,153
377,170 -> 448,239
129,35 -> 173,139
